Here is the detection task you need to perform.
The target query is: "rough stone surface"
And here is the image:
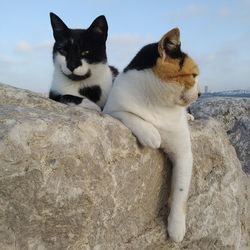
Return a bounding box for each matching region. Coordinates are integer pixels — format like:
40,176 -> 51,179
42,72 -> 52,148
0,83 -> 249,250
191,97 -> 250,174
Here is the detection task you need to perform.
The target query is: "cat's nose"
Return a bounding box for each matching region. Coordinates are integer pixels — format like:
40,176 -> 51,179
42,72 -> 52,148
198,92 -> 202,98
67,62 -> 81,73
67,64 -> 77,72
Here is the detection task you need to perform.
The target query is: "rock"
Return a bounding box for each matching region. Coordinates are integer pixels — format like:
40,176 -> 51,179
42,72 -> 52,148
190,97 -> 250,175
0,83 -> 249,250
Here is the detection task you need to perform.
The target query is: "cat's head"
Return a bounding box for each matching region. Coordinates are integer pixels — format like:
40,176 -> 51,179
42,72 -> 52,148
153,28 -> 200,106
50,12 -> 108,81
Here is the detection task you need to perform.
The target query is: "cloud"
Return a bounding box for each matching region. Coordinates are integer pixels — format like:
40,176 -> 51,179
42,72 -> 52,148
16,41 -> 33,52
15,41 -> 52,53
167,3 -> 208,21
0,41 -> 53,92
183,4 -> 207,16
218,2 -> 250,21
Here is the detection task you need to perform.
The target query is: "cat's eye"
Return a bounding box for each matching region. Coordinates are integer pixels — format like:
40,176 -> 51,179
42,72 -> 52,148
58,48 -> 67,55
81,50 -> 90,56
192,74 -> 198,78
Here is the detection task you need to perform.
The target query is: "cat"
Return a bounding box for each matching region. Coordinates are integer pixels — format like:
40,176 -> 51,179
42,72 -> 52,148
49,12 -> 118,111
103,28 -> 200,242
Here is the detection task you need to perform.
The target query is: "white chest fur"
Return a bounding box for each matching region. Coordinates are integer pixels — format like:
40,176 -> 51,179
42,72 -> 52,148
51,58 -> 113,108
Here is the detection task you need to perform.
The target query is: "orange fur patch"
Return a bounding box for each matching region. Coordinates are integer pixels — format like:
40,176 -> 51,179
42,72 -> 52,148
153,56 -> 199,89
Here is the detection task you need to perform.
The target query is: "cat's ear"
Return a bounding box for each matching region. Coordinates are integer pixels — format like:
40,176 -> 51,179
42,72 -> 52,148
50,12 -> 69,41
88,15 -> 108,41
158,28 -> 181,59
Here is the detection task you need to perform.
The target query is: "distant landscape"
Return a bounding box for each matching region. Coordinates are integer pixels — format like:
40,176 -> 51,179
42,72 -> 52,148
202,89 -> 250,98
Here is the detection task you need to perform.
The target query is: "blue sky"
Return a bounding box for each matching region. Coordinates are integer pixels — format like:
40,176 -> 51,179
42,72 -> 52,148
0,0 -> 249,93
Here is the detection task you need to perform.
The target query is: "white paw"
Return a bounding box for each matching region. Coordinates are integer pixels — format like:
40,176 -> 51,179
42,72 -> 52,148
78,99 -> 101,112
136,125 -> 161,149
187,113 -> 194,121
168,211 -> 186,243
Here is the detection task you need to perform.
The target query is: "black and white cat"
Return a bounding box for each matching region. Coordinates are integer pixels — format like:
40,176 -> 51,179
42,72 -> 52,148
49,12 -> 118,111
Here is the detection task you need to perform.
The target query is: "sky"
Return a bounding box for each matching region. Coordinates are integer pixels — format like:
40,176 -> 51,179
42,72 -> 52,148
0,0 -> 250,93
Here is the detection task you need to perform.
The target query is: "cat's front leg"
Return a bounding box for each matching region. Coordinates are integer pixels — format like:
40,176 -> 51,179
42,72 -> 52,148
168,149 -> 192,242
161,129 -> 193,242
59,95 -> 101,112
110,111 -> 161,149
78,98 -> 101,112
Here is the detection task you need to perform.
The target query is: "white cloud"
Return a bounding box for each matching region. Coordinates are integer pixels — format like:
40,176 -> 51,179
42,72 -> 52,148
167,3 -> 208,21
0,41 -> 53,92
16,41 -> 33,52
15,41 -> 52,53
184,4 -> 207,16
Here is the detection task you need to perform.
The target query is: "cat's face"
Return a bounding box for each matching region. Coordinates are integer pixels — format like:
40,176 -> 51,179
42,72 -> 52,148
50,12 -> 108,81
153,28 -> 200,106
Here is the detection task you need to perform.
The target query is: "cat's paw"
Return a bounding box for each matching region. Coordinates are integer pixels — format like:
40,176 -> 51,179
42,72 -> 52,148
167,211 -> 186,243
136,125 -> 161,149
78,99 -> 101,112
187,113 -> 194,121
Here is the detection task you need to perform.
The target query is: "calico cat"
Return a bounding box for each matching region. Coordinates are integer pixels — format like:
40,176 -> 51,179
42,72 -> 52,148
49,12 -> 118,111
103,28 -> 200,242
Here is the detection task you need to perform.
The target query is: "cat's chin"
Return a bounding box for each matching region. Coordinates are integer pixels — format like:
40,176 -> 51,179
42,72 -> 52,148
63,70 -> 91,81
175,94 -> 198,107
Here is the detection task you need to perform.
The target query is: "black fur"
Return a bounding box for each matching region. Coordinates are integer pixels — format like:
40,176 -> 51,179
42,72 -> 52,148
49,86 -> 102,105
109,65 -> 119,78
124,43 -> 159,72
79,85 -> 101,103
124,40 -> 187,72
49,92 -> 83,105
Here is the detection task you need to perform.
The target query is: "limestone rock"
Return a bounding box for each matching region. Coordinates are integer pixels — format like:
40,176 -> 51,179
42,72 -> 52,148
0,83 -> 249,249
191,97 -> 250,174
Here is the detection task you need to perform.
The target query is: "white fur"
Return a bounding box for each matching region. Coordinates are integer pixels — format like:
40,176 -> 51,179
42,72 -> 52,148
103,69 -> 199,242
73,60 -> 89,76
51,53 -> 113,108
